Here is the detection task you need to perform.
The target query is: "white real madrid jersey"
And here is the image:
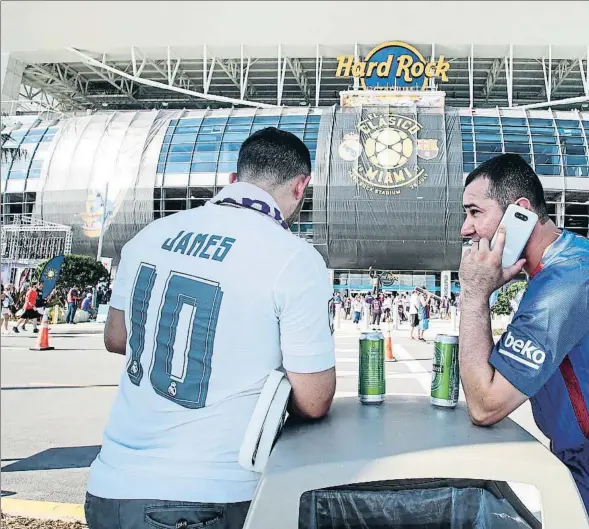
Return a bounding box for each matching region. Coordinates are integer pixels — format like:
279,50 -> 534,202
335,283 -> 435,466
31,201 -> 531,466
87,182 -> 335,503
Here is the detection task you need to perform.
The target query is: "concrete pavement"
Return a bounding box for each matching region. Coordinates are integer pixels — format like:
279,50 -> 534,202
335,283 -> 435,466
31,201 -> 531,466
1,317 -> 547,511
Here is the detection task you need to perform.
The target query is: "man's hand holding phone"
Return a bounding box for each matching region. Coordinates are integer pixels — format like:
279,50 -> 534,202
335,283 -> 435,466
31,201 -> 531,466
459,226 -> 526,300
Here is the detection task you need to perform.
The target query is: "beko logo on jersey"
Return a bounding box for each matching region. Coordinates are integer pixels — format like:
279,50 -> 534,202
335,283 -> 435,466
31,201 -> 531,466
499,331 -> 546,370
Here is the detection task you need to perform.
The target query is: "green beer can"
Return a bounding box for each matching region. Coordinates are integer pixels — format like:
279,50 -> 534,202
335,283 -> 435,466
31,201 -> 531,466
431,334 -> 460,408
359,331 -> 385,404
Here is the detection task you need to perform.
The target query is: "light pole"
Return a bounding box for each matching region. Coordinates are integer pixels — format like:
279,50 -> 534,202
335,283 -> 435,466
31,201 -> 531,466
96,182 -> 109,262
94,183 -> 110,310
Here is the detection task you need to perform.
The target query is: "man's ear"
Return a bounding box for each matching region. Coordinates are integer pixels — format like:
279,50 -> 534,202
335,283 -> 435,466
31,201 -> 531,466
293,175 -> 311,200
229,172 -> 238,184
514,197 -> 533,210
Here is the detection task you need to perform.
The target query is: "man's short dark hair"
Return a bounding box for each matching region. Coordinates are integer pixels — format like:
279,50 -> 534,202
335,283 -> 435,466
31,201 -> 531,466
465,153 -> 549,223
237,127 -> 311,187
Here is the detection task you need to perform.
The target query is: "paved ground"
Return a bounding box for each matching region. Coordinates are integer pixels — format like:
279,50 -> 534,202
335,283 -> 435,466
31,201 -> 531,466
1,317 -> 546,506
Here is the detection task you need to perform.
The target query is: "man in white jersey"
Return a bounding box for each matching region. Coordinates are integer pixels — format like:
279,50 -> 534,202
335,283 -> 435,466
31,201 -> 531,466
85,127 -> 336,529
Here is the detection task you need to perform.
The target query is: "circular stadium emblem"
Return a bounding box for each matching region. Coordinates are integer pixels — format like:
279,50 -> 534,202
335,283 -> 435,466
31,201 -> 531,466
340,113 -> 438,196
364,127 -> 413,169
338,133 -> 361,161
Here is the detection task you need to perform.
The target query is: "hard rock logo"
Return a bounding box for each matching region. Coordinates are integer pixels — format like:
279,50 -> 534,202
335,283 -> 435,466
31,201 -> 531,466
338,113 -> 439,195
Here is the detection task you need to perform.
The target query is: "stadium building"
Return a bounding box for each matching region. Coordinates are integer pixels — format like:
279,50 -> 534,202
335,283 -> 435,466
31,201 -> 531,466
1,1 -> 589,295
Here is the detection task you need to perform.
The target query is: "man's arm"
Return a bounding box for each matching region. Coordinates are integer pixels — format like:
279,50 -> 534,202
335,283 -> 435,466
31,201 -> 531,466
104,307 -> 127,355
459,228 -> 528,426
459,296 -> 527,425
276,246 -> 337,421
286,368 -> 336,420
103,242 -> 133,355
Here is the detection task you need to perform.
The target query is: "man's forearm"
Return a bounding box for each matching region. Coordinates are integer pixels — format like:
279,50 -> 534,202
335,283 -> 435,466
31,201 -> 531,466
459,294 -> 496,418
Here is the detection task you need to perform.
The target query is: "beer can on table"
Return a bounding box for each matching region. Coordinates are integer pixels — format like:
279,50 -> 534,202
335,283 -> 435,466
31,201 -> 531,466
431,334 -> 460,408
359,331 -> 385,404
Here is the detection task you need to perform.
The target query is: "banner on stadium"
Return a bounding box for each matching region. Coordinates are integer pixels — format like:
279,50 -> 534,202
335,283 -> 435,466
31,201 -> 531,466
39,255 -> 65,299
340,90 -> 446,108
313,106 -> 464,271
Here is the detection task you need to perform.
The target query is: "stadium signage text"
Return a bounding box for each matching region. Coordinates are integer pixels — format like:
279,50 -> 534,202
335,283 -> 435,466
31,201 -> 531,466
338,113 -> 439,196
335,41 -> 450,90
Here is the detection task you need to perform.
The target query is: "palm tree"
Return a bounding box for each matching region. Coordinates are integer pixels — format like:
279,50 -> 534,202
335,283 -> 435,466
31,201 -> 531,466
1,131 -> 28,163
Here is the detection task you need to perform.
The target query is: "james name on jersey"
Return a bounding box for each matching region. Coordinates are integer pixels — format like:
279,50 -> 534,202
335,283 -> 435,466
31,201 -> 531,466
162,230 -> 236,262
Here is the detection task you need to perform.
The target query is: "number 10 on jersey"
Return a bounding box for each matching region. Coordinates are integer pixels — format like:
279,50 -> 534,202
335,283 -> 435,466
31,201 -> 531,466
127,263 -> 223,409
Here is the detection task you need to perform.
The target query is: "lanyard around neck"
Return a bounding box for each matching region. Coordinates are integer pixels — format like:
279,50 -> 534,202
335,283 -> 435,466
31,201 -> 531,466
213,197 -> 289,231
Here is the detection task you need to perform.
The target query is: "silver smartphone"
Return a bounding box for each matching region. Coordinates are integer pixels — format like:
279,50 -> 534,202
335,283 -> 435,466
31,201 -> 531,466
490,204 -> 538,268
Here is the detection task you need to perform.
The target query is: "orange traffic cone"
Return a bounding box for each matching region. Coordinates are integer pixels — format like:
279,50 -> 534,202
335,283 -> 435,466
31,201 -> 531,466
385,328 -> 395,362
30,313 -> 54,351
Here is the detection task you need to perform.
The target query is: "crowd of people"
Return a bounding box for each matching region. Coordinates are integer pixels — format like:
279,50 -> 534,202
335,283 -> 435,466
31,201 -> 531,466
1,282 -> 47,335
330,290 -> 458,340
0,282 -> 111,335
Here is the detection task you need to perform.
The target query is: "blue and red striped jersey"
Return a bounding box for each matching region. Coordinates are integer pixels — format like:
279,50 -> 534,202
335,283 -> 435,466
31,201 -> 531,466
490,229 -> 589,511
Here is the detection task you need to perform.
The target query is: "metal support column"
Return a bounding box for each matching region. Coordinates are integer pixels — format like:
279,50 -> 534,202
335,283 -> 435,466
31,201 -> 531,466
429,43 -> 436,90
277,44 -> 287,106
353,43 -> 360,91
505,44 -> 514,108
550,108 -> 567,201
580,47 -> 589,97
240,44 -> 252,101
315,44 -> 323,107
468,44 -> 474,109
96,182 -> 109,262
541,45 -> 553,102
523,108 -> 536,171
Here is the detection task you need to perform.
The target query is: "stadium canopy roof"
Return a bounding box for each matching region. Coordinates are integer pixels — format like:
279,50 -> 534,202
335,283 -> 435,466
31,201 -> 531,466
2,1 -> 588,112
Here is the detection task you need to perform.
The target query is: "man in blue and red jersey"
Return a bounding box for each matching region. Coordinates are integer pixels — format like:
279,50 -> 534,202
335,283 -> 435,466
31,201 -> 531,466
458,153 -> 589,513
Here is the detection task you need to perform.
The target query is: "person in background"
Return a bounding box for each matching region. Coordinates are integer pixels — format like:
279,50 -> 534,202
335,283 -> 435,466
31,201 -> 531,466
344,296 -> 352,320
35,282 -> 47,328
13,282 -> 41,334
82,293 -> 97,320
352,295 -> 363,329
408,288 -> 421,340
418,291 -> 432,342
1,284 -> 14,335
370,296 -> 382,327
66,286 -> 80,324
403,295 -> 409,322
382,295 -> 393,322
96,287 -> 105,306
441,296 -> 449,320
394,295 -> 403,323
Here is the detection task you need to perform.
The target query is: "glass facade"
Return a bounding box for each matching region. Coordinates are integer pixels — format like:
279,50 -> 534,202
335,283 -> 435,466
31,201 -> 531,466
1,108 -> 587,265
153,109 -> 321,241
156,111 -> 321,185
333,270 -> 462,294
1,123 -> 58,192
460,111 -> 589,177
